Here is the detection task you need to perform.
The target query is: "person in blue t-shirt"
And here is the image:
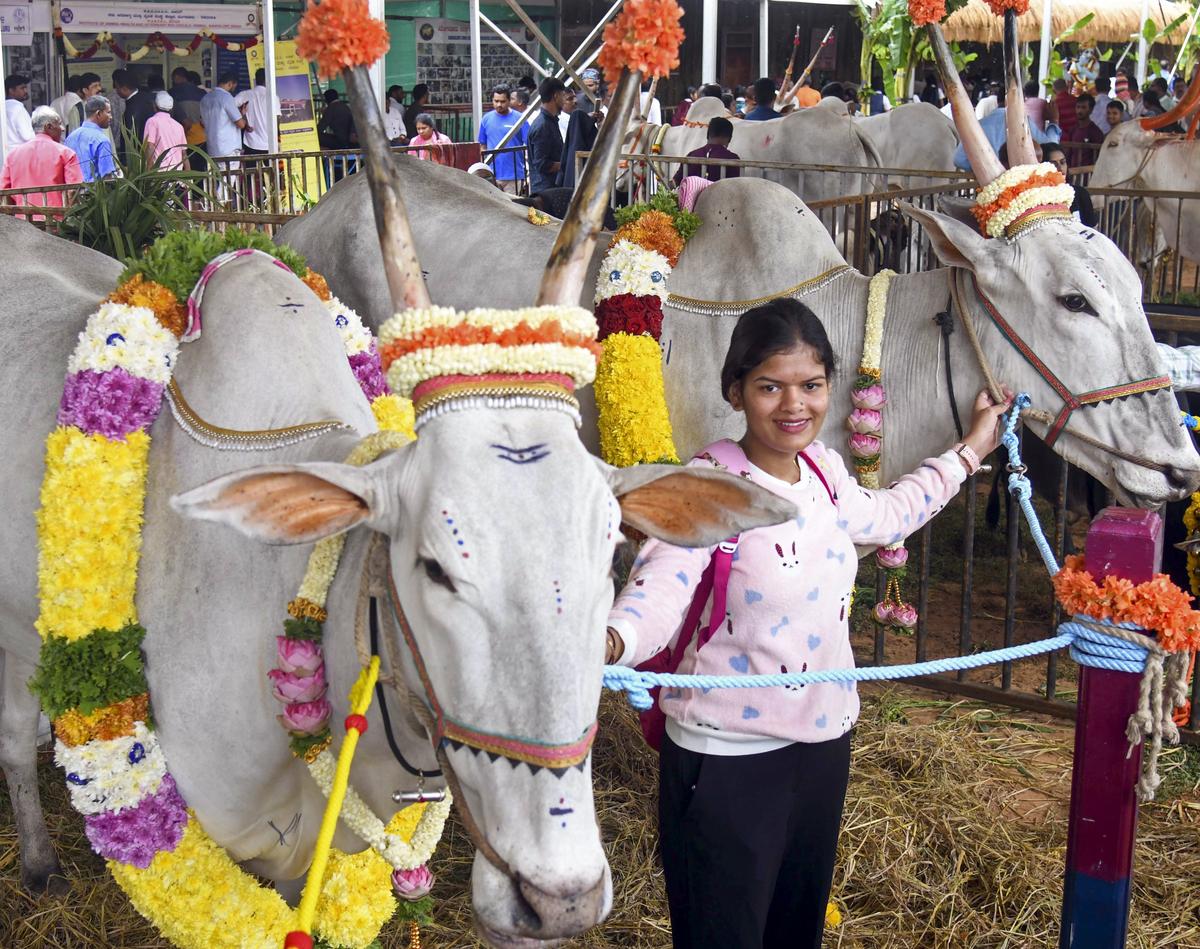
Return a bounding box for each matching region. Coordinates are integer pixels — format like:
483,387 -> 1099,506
65,95 -> 118,182
477,83 -> 528,193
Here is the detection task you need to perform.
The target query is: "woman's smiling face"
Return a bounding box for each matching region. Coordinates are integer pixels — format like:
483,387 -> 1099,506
730,344 -> 830,474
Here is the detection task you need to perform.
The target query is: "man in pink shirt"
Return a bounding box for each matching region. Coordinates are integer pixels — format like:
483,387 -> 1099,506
143,91 -> 187,171
0,106 -> 82,220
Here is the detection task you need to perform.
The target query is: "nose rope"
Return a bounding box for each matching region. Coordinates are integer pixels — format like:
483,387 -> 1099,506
948,269 -> 1173,474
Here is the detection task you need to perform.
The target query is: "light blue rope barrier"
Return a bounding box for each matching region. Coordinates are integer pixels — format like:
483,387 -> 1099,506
1000,393 -> 1060,576
601,394 -> 1152,710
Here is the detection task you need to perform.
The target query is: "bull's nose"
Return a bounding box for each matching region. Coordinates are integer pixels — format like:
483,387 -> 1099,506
1166,463 -> 1200,494
517,871 -> 607,937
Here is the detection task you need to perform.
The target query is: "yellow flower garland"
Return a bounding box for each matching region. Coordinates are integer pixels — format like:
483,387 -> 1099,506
1184,491 -> 1200,597
594,333 -> 678,467
36,250 -> 426,949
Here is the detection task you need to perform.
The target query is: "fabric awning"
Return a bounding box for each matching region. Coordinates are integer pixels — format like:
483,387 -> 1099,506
942,0 -> 1192,46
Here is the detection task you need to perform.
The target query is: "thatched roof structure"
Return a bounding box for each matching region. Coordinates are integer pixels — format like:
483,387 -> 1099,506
942,0 -> 1193,46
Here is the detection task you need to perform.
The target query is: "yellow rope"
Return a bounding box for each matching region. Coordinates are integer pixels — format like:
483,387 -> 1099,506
295,656 -> 381,935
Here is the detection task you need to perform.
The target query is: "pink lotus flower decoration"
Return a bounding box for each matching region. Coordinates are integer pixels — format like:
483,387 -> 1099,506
276,636 -> 324,676
278,699 -> 332,735
876,545 -> 909,569
268,666 -> 327,704
849,433 -> 881,459
891,603 -> 919,630
872,601 -> 894,625
847,408 -> 883,435
852,383 -> 887,411
392,864 -> 435,901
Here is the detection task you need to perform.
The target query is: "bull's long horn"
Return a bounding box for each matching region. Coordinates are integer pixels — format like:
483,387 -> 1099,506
342,65 -> 432,312
1002,12 -> 1037,167
1142,67 -> 1200,131
536,68 -> 641,306
925,23 -> 1004,185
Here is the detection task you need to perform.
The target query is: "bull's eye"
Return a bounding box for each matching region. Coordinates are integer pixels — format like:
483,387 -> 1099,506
421,558 -> 457,593
1060,293 -> 1096,315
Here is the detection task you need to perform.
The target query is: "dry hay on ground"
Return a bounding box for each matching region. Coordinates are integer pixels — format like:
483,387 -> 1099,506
2,686 -> 1198,948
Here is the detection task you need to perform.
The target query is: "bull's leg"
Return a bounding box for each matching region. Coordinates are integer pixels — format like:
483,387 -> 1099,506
0,649 -> 66,893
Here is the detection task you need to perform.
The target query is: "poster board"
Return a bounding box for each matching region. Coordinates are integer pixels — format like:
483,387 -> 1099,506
414,18 -> 540,106
247,39 -> 324,206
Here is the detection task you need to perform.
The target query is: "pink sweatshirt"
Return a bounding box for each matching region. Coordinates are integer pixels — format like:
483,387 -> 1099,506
609,439 -> 966,754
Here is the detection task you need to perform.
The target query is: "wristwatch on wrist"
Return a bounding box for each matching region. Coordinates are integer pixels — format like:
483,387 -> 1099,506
953,442 -> 981,475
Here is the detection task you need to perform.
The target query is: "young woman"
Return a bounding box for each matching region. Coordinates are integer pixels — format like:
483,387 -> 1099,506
605,299 -> 1010,949
408,113 -> 451,163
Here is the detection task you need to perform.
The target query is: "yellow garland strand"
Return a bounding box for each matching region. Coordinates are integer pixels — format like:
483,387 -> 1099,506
1184,492 -> 1200,597
594,333 -> 679,467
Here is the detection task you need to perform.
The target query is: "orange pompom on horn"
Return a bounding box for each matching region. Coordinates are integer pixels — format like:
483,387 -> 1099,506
295,0 -> 390,79
596,0 -> 685,87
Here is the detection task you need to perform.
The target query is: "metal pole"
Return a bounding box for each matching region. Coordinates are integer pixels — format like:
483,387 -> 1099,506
1170,4 -> 1200,80
703,0 -> 718,83
0,19 -> 7,162
262,0 -> 279,153
366,0 -> 386,111
503,0 -> 587,93
479,10 -> 548,76
759,0 -> 769,78
1059,508 -> 1162,949
1136,0 -> 1151,88
469,0 -> 483,137
1036,0 -> 1052,91
492,44 -> 602,151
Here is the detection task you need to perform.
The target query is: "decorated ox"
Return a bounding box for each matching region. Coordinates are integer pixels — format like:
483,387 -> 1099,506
0,18 -> 794,949
856,102 -> 962,190
1090,121 -> 1200,264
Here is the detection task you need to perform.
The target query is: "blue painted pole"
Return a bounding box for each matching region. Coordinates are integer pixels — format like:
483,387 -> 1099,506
1059,507 -> 1162,949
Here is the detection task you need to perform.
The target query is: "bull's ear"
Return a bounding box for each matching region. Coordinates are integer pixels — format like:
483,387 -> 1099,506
898,201 -> 990,273
170,460 -> 389,544
599,461 -> 796,547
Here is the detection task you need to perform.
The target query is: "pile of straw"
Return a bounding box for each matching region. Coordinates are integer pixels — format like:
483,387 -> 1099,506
2,687 -> 1197,947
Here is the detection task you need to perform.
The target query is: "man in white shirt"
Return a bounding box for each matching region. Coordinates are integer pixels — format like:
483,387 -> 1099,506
975,81 -> 1001,120
200,70 -> 247,159
240,69 -> 278,155
50,76 -> 86,134
4,73 -> 35,158
640,79 -> 661,124
383,84 -> 407,144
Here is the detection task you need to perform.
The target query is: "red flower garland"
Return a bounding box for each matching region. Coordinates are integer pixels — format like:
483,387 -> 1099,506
595,294 -> 664,342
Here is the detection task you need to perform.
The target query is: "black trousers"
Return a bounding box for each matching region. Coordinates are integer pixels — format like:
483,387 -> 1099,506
658,732 -> 852,949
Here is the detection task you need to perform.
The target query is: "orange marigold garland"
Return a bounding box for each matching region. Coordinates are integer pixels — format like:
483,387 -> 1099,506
107,274 -> 188,338
302,270 -> 333,302
597,0 -> 685,86
985,0 -> 1029,15
296,0 -> 390,79
908,0 -> 947,28
1053,554 -> 1200,655
613,211 -> 685,267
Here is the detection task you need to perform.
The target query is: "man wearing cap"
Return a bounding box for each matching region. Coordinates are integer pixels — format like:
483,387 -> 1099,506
143,91 -> 187,171
4,74 -> 35,158
477,83 -> 527,194
466,161 -> 501,189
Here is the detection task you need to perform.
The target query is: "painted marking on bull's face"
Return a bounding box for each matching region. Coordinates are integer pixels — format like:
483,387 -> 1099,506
554,578 -> 563,615
441,509 -> 470,558
268,812 -> 301,846
493,443 -> 550,465
550,798 -> 574,828
278,299 -> 304,311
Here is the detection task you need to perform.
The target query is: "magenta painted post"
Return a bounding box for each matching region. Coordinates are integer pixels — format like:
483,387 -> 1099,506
1059,507 -> 1162,949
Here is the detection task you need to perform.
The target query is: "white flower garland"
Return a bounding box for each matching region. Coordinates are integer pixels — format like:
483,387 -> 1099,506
325,297 -> 374,356
860,268 -> 894,376
308,751 -> 453,871
983,184 -> 1077,239
296,535 -> 347,607
386,343 -> 598,399
380,304 -> 597,340
54,721 -> 167,815
594,240 -> 672,304
973,162 -> 1056,206
66,303 -> 180,384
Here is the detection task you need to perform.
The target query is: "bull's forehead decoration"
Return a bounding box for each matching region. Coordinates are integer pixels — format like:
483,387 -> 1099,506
378,304 -> 600,431
971,163 -> 1076,241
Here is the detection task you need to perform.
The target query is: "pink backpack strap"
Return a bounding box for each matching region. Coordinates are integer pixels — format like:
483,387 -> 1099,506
798,446 -> 838,507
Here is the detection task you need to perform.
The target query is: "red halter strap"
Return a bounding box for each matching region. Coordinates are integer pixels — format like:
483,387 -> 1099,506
970,276 -> 1171,447
385,560 -> 596,775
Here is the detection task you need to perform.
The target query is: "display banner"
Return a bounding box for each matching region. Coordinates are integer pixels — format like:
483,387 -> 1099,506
248,40 -> 324,206
414,17 -> 541,106
55,2 -> 258,34
0,3 -> 34,45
